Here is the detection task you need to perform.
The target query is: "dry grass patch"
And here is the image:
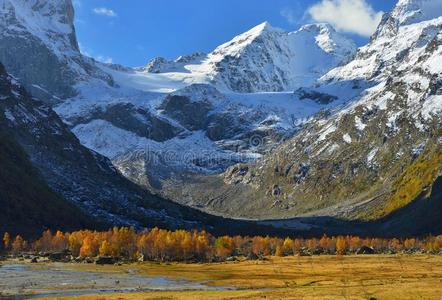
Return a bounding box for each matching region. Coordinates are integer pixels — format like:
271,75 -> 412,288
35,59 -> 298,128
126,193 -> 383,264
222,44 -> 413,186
53,255 -> 442,300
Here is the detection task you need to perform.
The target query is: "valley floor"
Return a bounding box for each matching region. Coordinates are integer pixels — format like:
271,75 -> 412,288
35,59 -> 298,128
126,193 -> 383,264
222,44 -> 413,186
1,255 -> 441,299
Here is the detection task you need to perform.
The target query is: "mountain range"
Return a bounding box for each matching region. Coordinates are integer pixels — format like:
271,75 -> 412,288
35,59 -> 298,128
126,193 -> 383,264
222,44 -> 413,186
0,0 -> 440,237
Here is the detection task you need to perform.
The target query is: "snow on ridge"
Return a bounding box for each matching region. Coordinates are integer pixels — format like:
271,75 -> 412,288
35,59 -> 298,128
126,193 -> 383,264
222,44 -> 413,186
136,21 -> 356,93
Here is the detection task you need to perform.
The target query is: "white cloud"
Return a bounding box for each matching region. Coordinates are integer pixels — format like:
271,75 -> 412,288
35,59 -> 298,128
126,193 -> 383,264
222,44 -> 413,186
93,7 -> 117,17
280,7 -> 297,25
308,0 -> 383,37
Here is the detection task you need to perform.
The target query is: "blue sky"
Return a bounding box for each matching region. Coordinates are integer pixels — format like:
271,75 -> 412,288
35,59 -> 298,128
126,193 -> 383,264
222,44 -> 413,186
73,0 -> 397,67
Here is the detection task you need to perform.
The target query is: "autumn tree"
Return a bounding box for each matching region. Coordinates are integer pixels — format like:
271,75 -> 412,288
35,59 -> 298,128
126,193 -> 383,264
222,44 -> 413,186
214,236 -> 234,259
282,237 -> 294,256
40,229 -> 53,252
79,234 -> 99,257
111,227 -> 137,258
195,230 -> 211,260
3,232 -> 10,251
99,240 -> 112,256
306,238 -> 317,252
275,245 -> 283,257
12,235 -> 26,254
349,236 -> 361,251
336,236 -> 346,255
293,238 -> 303,255
52,230 -> 68,251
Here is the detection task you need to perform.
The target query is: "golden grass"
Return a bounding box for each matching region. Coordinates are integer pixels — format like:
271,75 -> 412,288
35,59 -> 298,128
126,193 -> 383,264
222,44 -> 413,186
49,254 -> 442,300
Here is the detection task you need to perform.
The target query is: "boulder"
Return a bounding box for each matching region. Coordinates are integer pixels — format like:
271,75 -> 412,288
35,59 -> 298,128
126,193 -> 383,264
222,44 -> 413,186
48,252 -> 65,262
85,258 -> 94,264
95,256 -> 116,265
356,246 -> 375,255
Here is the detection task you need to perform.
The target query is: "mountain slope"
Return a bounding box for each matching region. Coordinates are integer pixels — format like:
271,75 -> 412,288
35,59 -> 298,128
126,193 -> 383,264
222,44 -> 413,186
0,131 -> 96,237
0,63 -> 96,237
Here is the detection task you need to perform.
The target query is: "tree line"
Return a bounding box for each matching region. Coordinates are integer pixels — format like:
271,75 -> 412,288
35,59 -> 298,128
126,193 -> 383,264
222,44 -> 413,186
2,228 -> 442,261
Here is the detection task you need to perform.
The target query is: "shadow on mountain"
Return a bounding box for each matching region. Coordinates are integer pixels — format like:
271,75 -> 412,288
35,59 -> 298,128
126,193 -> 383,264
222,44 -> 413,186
272,176 -> 442,238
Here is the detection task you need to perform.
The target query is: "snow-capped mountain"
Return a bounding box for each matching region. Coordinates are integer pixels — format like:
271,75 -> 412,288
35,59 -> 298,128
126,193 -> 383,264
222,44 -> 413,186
144,22 -> 356,93
164,0 -> 442,233
1,0 -> 440,235
0,0 -> 357,192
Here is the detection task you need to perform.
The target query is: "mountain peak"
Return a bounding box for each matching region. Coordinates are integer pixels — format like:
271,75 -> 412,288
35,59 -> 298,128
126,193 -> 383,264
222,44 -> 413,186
298,23 -> 335,33
294,23 -> 356,58
228,21 -> 284,43
251,21 -> 279,33
393,0 -> 442,25
373,0 -> 442,39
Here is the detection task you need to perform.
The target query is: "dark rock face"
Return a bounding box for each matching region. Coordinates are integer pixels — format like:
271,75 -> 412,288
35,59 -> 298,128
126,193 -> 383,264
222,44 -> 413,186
296,88 -> 338,104
159,95 -> 213,131
0,34 -> 77,100
71,102 -> 182,142
144,57 -> 169,73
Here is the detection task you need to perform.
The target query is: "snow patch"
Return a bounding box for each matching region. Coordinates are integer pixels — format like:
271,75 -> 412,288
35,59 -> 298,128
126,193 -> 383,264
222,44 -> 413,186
421,95 -> 442,120
3,109 -> 15,122
343,133 -> 352,143
355,116 -> 367,131
317,123 -> 337,142
367,148 -> 378,165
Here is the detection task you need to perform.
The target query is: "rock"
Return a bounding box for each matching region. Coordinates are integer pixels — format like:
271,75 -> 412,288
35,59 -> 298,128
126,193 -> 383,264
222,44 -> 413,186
30,257 -> 38,263
48,252 -> 65,262
258,255 -> 269,261
85,258 -> 94,264
247,252 -> 259,260
225,256 -> 237,262
138,254 -> 146,262
95,256 -> 116,265
312,248 -> 323,255
356,246 -> 375,255
299,247 -> 312,256
159,95 -> 213,131
74,256 -> 84,263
